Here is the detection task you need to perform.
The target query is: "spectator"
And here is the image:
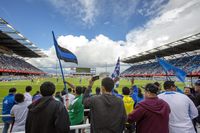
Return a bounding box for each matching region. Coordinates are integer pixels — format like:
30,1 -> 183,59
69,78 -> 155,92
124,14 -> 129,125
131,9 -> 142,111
158,81 -> 198,133
122,87 -> 134,115
136,88 -> 144,103
55,91 -> 64,103
66,88 -> 75,105
128,83 -> 170,133
194,79 -> 200,123
68,86 -> 84,126
95,87 -> 101,95
10,93 -> 29,132
122,87 -> 135,133
83,77 -> 127,133
32,91 -> 41,102
154,82 -> 162,93
25,81 -> 70,133
2,87 -> 16,133
24,86 -> 32,105
184,87 -> 198,132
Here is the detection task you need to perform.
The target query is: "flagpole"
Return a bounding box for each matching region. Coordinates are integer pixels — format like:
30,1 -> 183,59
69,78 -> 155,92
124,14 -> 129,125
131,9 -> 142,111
58,59 -> 67,92
52,31 -> 68,93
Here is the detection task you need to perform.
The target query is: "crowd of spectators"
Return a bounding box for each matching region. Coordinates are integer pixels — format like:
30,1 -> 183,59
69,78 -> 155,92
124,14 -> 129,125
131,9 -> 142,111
0,54 -> 43,73
1,77 -> 200,133
122,55 -> 200,76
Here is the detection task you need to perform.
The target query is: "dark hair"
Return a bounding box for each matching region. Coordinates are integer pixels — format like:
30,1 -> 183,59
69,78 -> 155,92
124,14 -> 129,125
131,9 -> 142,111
96,87 -> 100,95
33,91 -> 40,97
61,90 -> 67,96
40,82 -> 55,96
15,93 -> 24,103
26,86 -> 32,92
145,83 -> 158,94
9,88 -> 16,93
113,89 -> 118,94
82,86 -> 87,94
55,91 -> 61,96
154,82 -> 160,87
195,80 -> 200,86
163,81 -> 175,90
76,86 -> 82,95
68,88 -> 72,93
122,87 -> 130,95
101,77 -> 114,92
137,88 -> 143,98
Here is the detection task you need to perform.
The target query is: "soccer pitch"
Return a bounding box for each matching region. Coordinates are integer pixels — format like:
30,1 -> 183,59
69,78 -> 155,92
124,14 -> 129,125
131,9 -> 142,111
0,77 -> 186,102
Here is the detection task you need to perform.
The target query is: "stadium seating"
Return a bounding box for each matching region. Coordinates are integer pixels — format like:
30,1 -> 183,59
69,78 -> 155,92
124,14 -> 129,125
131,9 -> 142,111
122,55 -> 200,77
0,54 -> 44,74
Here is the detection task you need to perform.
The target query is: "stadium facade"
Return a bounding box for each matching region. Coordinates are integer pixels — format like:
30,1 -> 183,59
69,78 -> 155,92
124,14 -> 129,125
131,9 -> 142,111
0,18 -> 46,75
121,33 -> 200,78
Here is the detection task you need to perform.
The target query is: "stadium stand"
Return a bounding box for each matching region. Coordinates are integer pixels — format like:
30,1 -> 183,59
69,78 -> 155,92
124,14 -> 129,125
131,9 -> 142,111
0,18 -> 46,75
121,33 -> 200,77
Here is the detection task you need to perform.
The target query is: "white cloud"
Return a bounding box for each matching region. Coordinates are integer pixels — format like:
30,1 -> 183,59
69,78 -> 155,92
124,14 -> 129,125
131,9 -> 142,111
48,0 -> 98,25
29,0 -> 200,73
126,0 -> 200,54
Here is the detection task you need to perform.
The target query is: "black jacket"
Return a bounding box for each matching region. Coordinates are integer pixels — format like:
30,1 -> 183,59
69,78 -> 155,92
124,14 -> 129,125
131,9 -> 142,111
83,87 -> 127,133
25,96 -> 70,133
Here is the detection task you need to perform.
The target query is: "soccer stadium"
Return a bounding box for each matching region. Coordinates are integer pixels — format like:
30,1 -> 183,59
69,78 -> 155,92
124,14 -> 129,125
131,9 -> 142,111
1,0 -> 200,133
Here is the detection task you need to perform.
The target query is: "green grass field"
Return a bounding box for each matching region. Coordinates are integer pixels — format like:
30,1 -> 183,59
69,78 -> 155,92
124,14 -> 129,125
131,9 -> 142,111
0,77 -> 186,124
0,77 -> 186,102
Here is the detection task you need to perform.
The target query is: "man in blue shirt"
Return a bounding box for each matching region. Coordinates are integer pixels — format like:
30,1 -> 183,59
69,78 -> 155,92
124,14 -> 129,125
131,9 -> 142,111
2,87 -> 16,133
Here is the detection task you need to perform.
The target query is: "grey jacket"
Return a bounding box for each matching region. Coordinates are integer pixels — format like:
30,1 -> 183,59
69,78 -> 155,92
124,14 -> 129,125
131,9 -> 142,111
83,87 -> 127,133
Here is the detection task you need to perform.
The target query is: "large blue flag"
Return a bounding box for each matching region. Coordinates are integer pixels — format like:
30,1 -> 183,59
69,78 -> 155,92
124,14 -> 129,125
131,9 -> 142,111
157,57 -> 186,82
52,31 -> 78,64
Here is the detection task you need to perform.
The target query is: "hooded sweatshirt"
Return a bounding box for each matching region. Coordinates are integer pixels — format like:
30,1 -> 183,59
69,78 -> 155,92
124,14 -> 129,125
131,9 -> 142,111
25,96 -> 70,133
128,97 -> 170,133
83,87 -> 127,133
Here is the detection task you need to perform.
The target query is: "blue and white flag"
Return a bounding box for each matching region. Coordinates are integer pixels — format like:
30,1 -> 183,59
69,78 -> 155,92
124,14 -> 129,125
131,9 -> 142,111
112,58 -> 120,87
112,57 -> 120,79
157,57 -> 186,82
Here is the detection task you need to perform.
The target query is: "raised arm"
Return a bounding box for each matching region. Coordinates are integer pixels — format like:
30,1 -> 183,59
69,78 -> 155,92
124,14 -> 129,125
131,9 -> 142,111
83,79 -> 94,107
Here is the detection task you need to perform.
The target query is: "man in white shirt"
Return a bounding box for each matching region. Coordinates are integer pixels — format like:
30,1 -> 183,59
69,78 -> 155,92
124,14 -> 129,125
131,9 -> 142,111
24,86 -> 32,105
10,93 -> 29,132
158,81 -> 198,133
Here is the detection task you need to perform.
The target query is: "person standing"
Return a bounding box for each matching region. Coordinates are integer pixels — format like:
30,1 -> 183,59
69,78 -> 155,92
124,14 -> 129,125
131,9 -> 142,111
25,82 -> 70,133
83,77 -> 127,133
128,83 -> 170,133
158,81 -> 198,133
10,93 -> 29,132
68,86 -> 84,126
2,87 -> 16,133
24,86 -> 32,105
122,87 -> 135,133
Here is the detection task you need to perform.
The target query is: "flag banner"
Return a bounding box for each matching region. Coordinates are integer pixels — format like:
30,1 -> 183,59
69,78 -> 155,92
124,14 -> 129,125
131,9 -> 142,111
52,31 -> 78,64
111,57 -> 120,79
157,57 -> 186,82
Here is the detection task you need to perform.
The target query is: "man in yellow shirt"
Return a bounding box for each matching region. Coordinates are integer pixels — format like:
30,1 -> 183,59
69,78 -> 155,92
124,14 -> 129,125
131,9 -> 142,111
122,87 -> 135,133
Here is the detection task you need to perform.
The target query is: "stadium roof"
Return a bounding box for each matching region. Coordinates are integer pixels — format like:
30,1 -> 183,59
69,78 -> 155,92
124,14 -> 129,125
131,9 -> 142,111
122,33 -> 200,64
0,18 -> 47,57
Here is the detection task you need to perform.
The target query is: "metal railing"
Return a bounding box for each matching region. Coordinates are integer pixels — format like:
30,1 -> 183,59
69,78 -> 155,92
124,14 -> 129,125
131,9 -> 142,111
0,114 -> 91,133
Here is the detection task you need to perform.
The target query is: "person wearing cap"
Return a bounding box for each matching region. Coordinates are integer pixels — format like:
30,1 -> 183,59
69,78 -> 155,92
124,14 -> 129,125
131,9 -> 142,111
158,81 -> 198,133
128,83 -> 170,133
25,81 -> 70,133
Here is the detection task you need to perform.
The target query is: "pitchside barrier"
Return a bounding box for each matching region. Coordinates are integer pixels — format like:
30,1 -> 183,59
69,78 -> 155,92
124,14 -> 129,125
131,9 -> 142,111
0,115 -> 91,133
